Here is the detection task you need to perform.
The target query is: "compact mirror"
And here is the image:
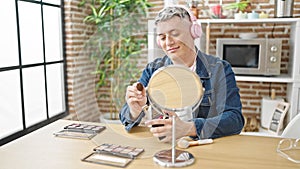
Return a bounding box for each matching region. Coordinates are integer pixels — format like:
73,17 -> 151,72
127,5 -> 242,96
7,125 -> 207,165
147,65 -> 204,167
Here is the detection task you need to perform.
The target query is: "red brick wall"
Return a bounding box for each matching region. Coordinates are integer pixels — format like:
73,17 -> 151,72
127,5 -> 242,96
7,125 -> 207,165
64,0 -> 99,121
64,0 -> 300,122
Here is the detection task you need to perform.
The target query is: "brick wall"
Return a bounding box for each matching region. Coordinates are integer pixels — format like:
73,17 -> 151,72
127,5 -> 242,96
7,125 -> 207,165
200,21 -> 292,117
64,0 -> 100,121
64,0 -> 300,122
202,22 -> 292,73
64,0 -> 149,122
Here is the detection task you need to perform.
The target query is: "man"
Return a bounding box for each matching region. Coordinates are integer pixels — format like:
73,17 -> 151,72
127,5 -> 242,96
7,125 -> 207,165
119,5 -> 244,142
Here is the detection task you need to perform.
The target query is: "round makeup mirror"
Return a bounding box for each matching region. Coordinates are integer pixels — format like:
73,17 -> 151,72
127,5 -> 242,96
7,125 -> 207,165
147,65 -> 203,118
147,65 -> 204,167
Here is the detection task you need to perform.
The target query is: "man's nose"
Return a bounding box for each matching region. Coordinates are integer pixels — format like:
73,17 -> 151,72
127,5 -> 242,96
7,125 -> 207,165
165,36 -> 174,46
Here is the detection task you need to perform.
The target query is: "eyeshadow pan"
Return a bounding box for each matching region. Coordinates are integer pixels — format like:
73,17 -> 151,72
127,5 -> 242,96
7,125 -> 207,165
96,145 -> 108,151
119,146 -> 127,149
110,145 -> 119,149
120,149 -> 131,154
112,147 -> 124,153
128,151 -> 140,156
126,147 -> 135,150
76,126 -> 84,129
104,148 -> 114,152
85,126 -> 93,130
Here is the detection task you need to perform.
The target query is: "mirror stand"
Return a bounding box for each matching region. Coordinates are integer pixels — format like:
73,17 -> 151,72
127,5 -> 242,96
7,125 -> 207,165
153,115 -> 195,167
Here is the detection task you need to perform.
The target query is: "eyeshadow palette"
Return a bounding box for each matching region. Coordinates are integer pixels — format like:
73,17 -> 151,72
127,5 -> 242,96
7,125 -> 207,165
63,123 -> 106,133
82,143 -> 144,168
53,130 -> 97,139
53,123 -> 106,140
94,143 -> 144,159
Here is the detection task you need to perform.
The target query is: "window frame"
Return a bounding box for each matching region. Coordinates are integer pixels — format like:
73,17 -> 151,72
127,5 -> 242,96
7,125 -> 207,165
0,0 -> 68,146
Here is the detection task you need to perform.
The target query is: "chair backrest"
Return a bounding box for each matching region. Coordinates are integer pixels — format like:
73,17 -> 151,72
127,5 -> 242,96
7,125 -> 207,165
281,113 -> 300,139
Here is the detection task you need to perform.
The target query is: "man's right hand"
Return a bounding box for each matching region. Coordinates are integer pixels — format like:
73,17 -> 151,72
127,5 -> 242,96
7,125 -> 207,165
125,82 -> 147,120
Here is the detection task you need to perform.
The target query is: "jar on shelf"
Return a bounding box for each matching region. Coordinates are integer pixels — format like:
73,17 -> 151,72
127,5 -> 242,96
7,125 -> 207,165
190,0 -> 199,18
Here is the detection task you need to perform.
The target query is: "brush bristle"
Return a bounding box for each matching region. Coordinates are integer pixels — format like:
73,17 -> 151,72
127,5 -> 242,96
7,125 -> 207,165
177,139 -> 189,149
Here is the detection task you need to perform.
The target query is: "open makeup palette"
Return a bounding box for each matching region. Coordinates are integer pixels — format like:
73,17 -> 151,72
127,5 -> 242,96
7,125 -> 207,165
82,143 -> 144,167
53,123 -> 106,139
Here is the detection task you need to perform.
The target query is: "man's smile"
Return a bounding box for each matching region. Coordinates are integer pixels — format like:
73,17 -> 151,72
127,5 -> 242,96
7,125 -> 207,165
167,46 -> 180,53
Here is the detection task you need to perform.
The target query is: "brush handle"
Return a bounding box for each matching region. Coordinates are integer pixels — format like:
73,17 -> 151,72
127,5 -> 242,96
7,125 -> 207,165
189,139 -> 213,146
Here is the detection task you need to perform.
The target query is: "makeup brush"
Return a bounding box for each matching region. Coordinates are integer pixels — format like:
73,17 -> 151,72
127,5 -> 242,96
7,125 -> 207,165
177,139 -> 213,149
136,82 -> 144,91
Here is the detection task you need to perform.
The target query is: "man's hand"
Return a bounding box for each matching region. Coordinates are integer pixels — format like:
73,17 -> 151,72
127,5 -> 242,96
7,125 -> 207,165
125,82 -> 147,120
145,112 -> 197,142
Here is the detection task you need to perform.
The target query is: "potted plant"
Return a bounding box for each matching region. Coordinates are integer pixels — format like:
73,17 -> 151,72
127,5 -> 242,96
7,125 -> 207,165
209,0 -> 250,19
223,0 -> 251,19
223,0 -> 251,13
78,0 -> 152,122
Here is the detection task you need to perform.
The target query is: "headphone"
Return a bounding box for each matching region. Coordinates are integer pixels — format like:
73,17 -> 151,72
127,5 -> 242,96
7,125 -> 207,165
156,5 -> 202,47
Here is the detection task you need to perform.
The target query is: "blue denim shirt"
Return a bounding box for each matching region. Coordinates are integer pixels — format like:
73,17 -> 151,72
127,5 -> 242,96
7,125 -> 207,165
119,50 -> 244,139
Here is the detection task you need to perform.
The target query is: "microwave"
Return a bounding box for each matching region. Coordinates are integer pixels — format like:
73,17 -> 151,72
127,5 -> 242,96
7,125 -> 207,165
216,38 -> 282,76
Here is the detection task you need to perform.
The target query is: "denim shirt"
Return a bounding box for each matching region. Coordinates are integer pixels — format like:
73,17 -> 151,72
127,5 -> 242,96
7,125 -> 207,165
119,50 -> 244,139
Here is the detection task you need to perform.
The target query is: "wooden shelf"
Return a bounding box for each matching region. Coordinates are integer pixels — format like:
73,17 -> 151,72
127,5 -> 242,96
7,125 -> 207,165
235,74 -> 294,83
240,127 -> 281,138
198,18 -> 300,24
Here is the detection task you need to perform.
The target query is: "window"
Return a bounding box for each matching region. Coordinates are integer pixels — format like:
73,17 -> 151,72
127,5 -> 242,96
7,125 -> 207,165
0,0 -> 67,146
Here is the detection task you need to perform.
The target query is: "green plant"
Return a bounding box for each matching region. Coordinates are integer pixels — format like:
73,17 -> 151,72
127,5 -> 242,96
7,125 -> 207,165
223,1 -> 250,12
79,0 -> 152,119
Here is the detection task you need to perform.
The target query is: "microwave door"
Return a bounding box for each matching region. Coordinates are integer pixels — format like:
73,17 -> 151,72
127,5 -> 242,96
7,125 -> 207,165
216,38 -> 281,76
223,44 -> 261,75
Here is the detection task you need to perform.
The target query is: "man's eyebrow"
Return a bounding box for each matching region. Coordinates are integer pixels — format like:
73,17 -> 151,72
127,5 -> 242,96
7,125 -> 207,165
157,29 -> 176,36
